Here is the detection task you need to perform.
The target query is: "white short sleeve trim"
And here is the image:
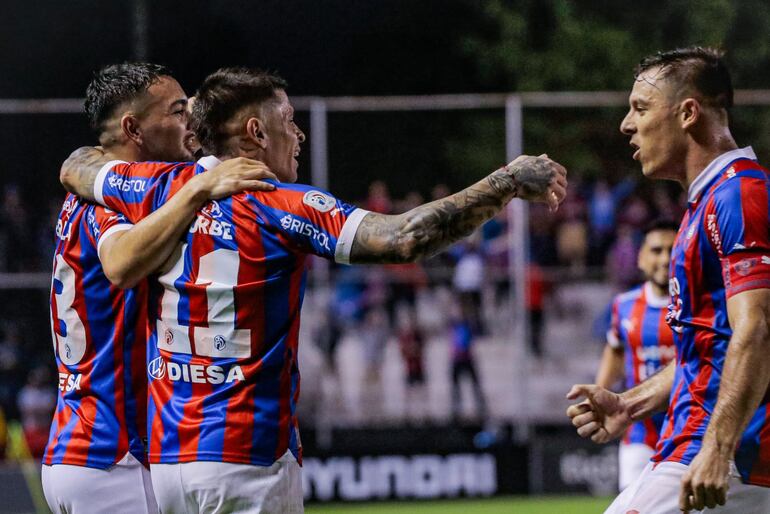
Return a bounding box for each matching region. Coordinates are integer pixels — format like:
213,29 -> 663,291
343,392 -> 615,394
606,328 -> 621,349
96,223 -> 133,260
334,208 -> 370,265
94,160 -> 129,206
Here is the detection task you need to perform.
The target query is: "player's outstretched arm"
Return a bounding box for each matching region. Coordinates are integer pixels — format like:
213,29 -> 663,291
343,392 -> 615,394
348,154 -> 567,264
680,289 -> 770,512
566,361 -> 673,443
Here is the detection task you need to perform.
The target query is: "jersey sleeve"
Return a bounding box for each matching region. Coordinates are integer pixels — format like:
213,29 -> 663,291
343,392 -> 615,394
93,160 -> 190,223
707,174 -> 770,298
84,205 -> 134,260
254,185 -> 369,263
606,296 -> 622,349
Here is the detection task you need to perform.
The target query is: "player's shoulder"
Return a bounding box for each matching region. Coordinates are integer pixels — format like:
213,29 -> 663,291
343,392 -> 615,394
614,285 -> 644,307
709,159 -> 770,200
249,182 -> 339,211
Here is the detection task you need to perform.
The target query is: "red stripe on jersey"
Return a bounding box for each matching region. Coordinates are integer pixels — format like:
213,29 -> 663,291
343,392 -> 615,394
222,200 -> 266,459
628,295 -> 647,384
149,373 -> 174,459
750,410 -> 770,483
643,418 -> 659,449
740,177 -> 768,247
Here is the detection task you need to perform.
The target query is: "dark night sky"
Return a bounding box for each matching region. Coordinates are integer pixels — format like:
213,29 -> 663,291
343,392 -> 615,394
1,0 -> 493,203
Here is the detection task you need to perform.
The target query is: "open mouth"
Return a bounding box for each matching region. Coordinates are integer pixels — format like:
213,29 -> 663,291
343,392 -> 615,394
630,142 -> 640,161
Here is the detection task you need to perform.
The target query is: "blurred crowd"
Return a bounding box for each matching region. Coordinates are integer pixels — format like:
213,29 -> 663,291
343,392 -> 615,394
0,174 -> 686,452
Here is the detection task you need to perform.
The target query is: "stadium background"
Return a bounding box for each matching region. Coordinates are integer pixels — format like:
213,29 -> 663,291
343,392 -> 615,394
2,1 -> 770,512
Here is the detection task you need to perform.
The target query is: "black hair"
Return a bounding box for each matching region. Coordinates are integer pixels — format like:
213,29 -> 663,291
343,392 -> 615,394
636,46 -> 733,109
84,62 -> 172,133
642,219 -> 680,238
191,67 -> 288,156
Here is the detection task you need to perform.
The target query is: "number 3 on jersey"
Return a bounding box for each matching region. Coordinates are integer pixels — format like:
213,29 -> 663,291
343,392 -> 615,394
51,255 -> 87,365
158,246 -> 251,358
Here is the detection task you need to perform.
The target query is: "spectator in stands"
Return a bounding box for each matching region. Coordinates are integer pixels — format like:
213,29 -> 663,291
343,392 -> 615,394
449,301 -> 488,422
555,184 -> 589,272
17,366 -> 55,459
452,235 -> 486,336
397,308 -> 426,422
607,224 -> 640,290
364,180 -> 393,214
0,323 -> 25,420
527,262 -> 550,358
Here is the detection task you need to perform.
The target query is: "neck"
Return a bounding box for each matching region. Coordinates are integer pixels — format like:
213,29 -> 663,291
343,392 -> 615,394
647,280 -> 668,299
682,125 -> 737,190
103,143 -> 143,163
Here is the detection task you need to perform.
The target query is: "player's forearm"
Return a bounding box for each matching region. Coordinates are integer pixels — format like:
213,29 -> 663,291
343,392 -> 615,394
595,345 -> 624,389
60,146 -> 110,200
349,167 -> 523,264
702,311 -> 770,456
101,179 -> 211,288
620,361 -> 674,422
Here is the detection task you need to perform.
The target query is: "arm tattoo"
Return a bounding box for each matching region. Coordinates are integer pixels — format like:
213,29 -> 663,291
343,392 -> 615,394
349,155 -> 558,264
350,167 -> 519,264
60,146 -> 110,200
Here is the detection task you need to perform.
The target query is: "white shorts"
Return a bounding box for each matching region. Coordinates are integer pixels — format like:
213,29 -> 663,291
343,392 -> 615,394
42,452 -> 157,514
150,450 -> 303,514
618,442 -> 655,491
605,460 -> 770,514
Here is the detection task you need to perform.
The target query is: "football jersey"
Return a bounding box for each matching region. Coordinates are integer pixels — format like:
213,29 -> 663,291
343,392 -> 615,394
94,156 -> 368,466
607,282 -> 675,448
655,146 -> 770,486
45,195 -> 148,469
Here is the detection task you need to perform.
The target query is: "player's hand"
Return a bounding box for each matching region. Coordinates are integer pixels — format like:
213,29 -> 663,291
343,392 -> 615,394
679,444 -> 730,512
199,157 -> 278,199
565,384 -> 632,443
505,154 -> 567,212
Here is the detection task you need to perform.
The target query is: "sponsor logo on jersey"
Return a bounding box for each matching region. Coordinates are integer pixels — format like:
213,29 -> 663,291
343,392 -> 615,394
148,356 -> 167,380
56,219 -> 72,241
107,175 -> 148,194
58,372 -> 82,392
303,190 -> 336,213
190,215 -> 233,240
167,361 -> 244,384
280,214 -> 331,251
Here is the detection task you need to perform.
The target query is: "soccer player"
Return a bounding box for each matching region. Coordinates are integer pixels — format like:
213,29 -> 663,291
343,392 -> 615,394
46,63 -> 274,513
60,67 -> 567,513
594,220 -> 677,490
567,47 -> 770,513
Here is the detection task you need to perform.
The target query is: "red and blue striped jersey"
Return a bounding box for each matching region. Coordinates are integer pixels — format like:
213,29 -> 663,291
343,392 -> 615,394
94,156 -> 367,466
655,147 -> 770,486
45,195 -> 148,469
607,282 -> 675,449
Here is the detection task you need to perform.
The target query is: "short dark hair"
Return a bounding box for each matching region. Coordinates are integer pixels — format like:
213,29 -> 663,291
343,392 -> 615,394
192,67 -> 288,156
636,46 -> 733,110
84,62 -> 172,133
642,218 -> 680,238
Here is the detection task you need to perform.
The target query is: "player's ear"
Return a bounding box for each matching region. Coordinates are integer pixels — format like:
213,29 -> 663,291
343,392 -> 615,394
679,98 -> 700,130
121,114 -> 143,146
246,117 -> 268,149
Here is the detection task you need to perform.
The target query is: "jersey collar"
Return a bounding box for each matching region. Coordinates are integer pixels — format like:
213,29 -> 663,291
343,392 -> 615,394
688,146 -> 756,204
197,155 -> 223,170
643,282 -> 669,309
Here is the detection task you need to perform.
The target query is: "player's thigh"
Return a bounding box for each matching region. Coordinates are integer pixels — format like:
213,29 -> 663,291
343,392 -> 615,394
42,457 -> 156,514
605,461 -> 685,514
618,442 -> 655,491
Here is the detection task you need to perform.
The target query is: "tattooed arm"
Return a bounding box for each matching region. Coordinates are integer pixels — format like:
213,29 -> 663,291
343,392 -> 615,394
349,154 -> 567,264
60,146 -> 109,200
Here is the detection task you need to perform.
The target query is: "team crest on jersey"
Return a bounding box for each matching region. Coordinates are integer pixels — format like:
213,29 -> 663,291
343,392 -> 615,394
303,191 -> 335,213
165,329 -> 174,346
735,258 -> 757,276
201,200 -> 223,219
214,335 -> 226,351
148,356 -> 167,379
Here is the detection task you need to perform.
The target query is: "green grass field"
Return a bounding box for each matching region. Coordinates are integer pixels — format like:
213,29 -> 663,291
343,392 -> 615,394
306,495 -> 613,513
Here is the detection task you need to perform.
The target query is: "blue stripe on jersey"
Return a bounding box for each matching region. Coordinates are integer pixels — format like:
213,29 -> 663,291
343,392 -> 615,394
121,287 -> 144,459
736,405 -> 768,482
250,227 -> 297,464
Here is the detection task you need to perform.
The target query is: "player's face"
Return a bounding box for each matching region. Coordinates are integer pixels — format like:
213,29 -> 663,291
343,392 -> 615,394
638,229 -> 676,288
620,67 -> 687,181
137,76 -> 196,162
262,90 -> 305,183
